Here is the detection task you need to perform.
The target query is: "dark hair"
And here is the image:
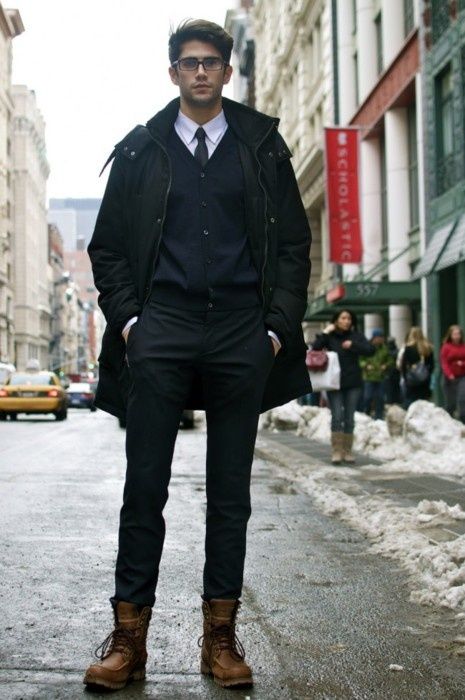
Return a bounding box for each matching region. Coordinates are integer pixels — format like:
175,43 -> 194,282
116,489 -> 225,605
331,308 -> 358,330
169,19 -> 234,65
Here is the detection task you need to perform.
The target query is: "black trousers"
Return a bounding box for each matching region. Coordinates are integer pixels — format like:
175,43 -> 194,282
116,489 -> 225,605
114,300 -> 275,607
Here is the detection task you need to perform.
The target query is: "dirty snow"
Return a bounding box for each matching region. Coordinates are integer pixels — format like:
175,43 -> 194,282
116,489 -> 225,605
262,399 -> 465,475
260,399 -> 465,613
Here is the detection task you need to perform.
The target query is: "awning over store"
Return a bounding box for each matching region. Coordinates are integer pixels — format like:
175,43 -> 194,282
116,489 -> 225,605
306,280 -> 421,321
412,214 -> 465,279
434,214 -> 465,273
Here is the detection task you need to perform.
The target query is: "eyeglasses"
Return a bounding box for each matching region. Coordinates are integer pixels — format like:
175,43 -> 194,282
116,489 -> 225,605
172,56 -> 227,72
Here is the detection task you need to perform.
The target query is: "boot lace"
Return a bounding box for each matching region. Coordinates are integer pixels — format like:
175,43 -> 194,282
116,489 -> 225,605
94,626 -> 137,661
198,624 -> 245,661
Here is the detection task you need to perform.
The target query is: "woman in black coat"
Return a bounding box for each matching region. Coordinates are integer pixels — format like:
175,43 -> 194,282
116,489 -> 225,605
313,309 -> 374,464
400,326 -> 434,408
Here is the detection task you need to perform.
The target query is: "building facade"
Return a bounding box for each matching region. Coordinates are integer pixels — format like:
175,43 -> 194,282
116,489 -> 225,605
253,0 -> 334,340
301,0 -> 423,348
225,1 -> 255,107
12,85 -> 51,370
414,0 -> 465,356
0,5 -> 23,365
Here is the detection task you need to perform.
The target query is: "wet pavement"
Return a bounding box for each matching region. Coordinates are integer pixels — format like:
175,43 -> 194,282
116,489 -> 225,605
1,410 -> 465,698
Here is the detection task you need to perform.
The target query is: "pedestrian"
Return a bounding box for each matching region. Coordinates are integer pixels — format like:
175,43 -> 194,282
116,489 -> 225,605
384,336 -> 402,405
312,310 -> 374,464
360,329 -> 393,419
84,19 -> 311,692
440,324 -> 465,423
400,326 -> 434,409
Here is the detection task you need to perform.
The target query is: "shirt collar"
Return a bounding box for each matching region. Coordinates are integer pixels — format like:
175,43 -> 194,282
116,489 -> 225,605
175,109 -> 228,145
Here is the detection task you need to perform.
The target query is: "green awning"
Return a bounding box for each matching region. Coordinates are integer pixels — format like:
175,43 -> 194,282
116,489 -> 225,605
434,214 -> 465,272
305,280 -> 421,321
412,216 -> 464,279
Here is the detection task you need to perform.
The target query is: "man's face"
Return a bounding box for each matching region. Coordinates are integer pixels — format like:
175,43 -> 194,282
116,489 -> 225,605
169,40 -> 232,109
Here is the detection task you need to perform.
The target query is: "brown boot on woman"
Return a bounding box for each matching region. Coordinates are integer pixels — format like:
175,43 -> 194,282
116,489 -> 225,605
83,601 -> 152,691
200,599 -> 253,688
331,432 -> 344,464
342,433 -> 355,463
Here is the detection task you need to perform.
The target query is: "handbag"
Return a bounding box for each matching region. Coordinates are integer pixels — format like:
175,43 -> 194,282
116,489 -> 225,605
405,358 -> 430,387
306,349 -> 328,372
309,351 -> 341,392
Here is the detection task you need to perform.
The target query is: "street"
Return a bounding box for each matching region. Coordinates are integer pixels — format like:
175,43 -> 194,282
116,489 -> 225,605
1,409 -> 465,699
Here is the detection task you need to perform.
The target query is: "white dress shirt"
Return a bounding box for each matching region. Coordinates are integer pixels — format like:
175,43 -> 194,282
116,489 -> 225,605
123,109 -> 281,350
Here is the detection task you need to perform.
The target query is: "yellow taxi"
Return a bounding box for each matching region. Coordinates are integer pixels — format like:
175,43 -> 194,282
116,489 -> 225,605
0,369 -> 68,421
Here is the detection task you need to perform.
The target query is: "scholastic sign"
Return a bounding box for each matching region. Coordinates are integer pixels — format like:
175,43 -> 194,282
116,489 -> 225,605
325,127 -> 362,264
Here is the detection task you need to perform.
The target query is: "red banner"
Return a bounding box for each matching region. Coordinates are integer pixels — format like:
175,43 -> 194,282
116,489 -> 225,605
325,127 -> 362,264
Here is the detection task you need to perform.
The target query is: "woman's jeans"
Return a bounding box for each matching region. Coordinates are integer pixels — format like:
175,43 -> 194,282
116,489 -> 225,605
327,387 -> 361,433
442,376 -> 465,423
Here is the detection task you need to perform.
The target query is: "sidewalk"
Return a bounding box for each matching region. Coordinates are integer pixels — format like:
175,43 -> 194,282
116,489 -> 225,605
256,430 -> 465,546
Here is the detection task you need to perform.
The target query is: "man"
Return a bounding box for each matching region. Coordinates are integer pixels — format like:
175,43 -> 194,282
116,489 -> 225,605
360,329 -> 393,420
84,19 -> 311,691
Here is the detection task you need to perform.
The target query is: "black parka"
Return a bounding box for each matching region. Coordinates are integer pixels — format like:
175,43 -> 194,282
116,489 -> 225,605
88,97 -> 312,420
313,329 -> 374,390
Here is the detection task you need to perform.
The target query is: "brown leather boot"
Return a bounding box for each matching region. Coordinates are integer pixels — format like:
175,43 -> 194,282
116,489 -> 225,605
83,601 -> 152,690
200,599 -> 253,688
331,431 -> 344,464
342,433 -> 355,463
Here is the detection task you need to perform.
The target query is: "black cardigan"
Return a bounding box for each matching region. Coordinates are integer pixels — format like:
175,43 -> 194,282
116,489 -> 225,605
313,329 -> 374,390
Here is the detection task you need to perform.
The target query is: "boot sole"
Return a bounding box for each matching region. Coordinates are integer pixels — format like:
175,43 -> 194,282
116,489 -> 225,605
201,661 -> 253,688
83,666 -> 146,690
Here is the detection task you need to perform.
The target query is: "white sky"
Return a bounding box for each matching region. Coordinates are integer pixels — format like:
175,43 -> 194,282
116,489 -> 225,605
12,0 -> 235,201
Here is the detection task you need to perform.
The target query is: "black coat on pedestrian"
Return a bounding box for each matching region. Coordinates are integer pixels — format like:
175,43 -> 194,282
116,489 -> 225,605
401,345 -> 434,401
88,97 -> 312,421
312,329 -> 374,390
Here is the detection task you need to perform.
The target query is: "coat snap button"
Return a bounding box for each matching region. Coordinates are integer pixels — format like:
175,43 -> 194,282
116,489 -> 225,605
156,218 -> 162,224
270,217 -> 276,223
130,150 -> 136,156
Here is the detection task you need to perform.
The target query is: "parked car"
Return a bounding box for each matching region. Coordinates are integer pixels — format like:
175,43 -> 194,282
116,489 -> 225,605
66,382 -> 96,411
0,370 -> 68,421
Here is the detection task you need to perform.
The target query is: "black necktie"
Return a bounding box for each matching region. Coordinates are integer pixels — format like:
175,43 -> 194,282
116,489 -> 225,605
194,127 -> 208,168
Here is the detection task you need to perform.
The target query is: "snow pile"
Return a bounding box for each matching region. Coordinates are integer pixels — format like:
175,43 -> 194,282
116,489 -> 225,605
262,399 -> 465,471
403,400 -> 465,452
352,413 -> 390,455
297,406 -> 331,443
385,405 -> 406,437
297,466 -> 465,611
270,401 -> 305,431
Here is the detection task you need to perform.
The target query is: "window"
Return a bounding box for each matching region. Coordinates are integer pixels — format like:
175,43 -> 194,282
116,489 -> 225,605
404,0 -> 414,36
380,132 -> 388,252
431,0 -> 450,43
375,12 -> 383,75
435,65 -> 455,195
407,105 -> 419,228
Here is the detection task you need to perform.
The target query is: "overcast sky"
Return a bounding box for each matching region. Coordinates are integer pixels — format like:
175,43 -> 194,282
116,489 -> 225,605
12,0 -> 235,201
